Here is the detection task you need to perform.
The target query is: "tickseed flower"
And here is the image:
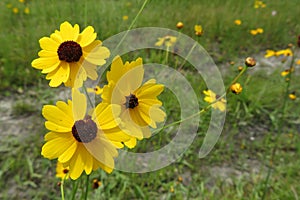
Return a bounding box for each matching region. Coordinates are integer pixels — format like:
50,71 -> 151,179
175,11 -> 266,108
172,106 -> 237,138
234,19 -> 242,25
275,48 -> 293,56
176,22 -> 184,29
19,0 -> 25,3
102,56 -> 166,148
24,7 -> 30,14
155,35 -> 177,47
230,83 -> 243,94
31,21 -> 110,88
250,28 -> 263,35
122,15 -> 128,21
254,0 -> 266,8
265,50 -> 276,58
6,4 -> 12,8
296,60 -> 300,65
245,57 -> 256,67
92,178 -> 102,189
12,7 -> 19,14
203,90 -> 226,112
238,66 -> 244,71
41,89 -> 130,180
87,86 -> 103,95
194,25 -> 203,36
289,92 -> 296,100
281,69 -> 290,77
56,161 -> 69,180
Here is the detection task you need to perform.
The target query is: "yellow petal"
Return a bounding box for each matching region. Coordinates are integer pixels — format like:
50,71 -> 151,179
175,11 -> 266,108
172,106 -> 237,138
60,21 -> 79,41
124,137 -> 137,148
64,62 -> 81,88
39,37 -> 60,51
94,103 -> 121,129
42,103 -> 73,129
78,26 -> 97,47
84,46 -> 110,66
46,62 -> 70,87
72,89 -> 87,121
58,141 -> 78,163
68,146 -> 85,180
31,57 -> 60,70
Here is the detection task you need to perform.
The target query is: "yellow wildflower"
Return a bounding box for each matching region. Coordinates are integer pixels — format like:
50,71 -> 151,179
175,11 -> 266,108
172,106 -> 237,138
155,35 -> 177,47
230,83 -> 243,94
122,15 -> 128,21
265,50 -> 276,58
194,25 -> 203,36
203,90 -> 226,112
234,19 -> 242,25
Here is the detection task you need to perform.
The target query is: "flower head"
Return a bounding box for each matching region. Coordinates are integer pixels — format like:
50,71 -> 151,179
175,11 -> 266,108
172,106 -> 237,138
41,89 -> 129,179
245,57 -> 256,67
176,22 -> 184,29
265,50 -> 276,58
102,56 -> 166,148
234,19 -> 242,25
32,21 -> 110,88
87,86 -> 103,95
194,25 -> 203,36
203,90 -> 226,112
155,35 -> 177,47
12,7 -> 19,14
24,7 -> 30,14
56,161 -> 69,180
122,15 -> 129,21
281,69 -> 290,77
275,48 -> 293,56
289,92 -> 296,100
230,83 -> 243,94
92,178 -> 102,189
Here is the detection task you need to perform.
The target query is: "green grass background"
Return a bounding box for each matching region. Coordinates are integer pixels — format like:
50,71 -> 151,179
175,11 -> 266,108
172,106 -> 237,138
0,0 -> 300,199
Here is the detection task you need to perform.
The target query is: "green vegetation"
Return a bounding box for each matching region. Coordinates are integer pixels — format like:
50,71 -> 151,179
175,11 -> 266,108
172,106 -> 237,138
0,0 -> 300,199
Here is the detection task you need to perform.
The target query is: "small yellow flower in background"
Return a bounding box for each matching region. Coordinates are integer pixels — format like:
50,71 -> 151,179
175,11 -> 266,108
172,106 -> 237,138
155,35 -> 177,47
203,90 -> 226,112
234,19 -> 242,25
6,4 -> 12,8
92,179 -> 102,189
194,25 -> 203,36
87,86 -> 103,95
264,50 -> 276,58
19,0 -> 25,3
102,56 -> 166,148
245,57 -> 256,67
275,48 -> 293,56
250,28 -> 263,35
12,7 -> 19,14
170,186 -> 175,193
296,60 -> 300,65
56,162 -> 69,180
254,0 -> 266,8
281,69 -> 290,77
41,89 -> 131,180
238,66 -> 244,71
289,92 -> 296,100
176,21 -> 184,29
122,15 -> 129,21
24,7 -> 30,14
230,83 -> 243,94
31,21 -> 110,88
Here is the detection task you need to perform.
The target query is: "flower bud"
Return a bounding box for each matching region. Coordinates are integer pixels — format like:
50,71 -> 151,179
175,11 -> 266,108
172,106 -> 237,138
176,22 -> 184,29
245,57 -> 256,67
230,83 -> 243,94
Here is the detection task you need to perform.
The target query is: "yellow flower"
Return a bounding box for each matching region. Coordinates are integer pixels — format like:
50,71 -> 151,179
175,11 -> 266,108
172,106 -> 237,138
230,83 -> 243,94
194,25 -> 203,36
122,15 -> 128,21
12,7 -> 19,14
245,57 -> 256,67
31,21 -> 110,88
234,19 -> 242,25
250,29 -> 258,35
296,60 -> 300,65
257,28 -> 264,34
155,35 -> 177,47
19,0 -> 25,3
41,89 -> 130,180
203,90 -> 226,112
250,28 -> 263,35
56,161 -> 69,180
289,92 -> 296,100
275,48 -> 293,56
92,178 -> 102,189
254,0 -> 266,8
176,22 -> 184,29
265,50 -> 276,58
102,56 -> 166,148
24,7 -> 30,14
87,86 -> 103,95
281,69 -> 290,77
6,4 -> 12,8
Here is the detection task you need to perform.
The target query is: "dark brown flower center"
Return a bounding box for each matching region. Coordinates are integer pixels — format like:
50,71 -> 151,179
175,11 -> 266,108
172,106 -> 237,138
124,94 -> 139,109
71,117 -> 97,143
57,41 -> 83,62
63,169 -> 69,174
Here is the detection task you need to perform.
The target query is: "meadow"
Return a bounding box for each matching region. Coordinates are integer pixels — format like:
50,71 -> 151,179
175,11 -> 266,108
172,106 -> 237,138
0,0 -> 300,199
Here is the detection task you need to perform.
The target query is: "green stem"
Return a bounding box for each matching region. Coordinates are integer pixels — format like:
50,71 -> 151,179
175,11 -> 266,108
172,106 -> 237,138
261,50 -> 295,200
177,41 -> 197,71
84,174 -> 90,200
83,0 -> 87,27
113,0 -> 148,54
71,180 -> 79,200
60,179 -> 65,200
165,45 -> 169,65
82,85 -> 94,109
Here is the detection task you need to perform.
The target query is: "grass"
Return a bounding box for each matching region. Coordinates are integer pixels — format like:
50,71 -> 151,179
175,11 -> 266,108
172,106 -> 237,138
0,0 -> 300,199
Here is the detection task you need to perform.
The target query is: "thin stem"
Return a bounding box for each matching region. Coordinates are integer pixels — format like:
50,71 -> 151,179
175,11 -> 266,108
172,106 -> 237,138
113,0 -> 148,54
60,179 -> 65,200
165,45 -> 169,65
71,180 -> 79,200
82,85 -> 94,109
226,66 -> 248,93
83,0 -> 87,27
84,174 -> 90,200
177,41 -> 197,71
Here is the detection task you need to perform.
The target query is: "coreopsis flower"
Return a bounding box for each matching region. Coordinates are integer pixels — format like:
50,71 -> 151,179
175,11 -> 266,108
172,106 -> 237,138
250,28 -> 263,35
265,50 -> 276,58
230,83 -> 243,94
24,7 -> 30,14
92,179 -> 102,189
254,0 -> 266,8
234,19 -> 242,25
56,161 -> 69,180
176,22 -> 184,29
245,57 -> 256,67
238,66 -> 244,71
155,35 -> 177,47
203,90 -> 226,112
87,86 -> 103,95
32,21 -> 110,88
275,48 -> 293,56
289,92 -> 296,100
41,89 -> 130,179
296,60 -> 300,65
12,7 -> 19,14
102,56 -> 166,148
257,28 -> 264,34
281,69 -> 290,77
194,25 -> 203,36
122,15 -> 129,21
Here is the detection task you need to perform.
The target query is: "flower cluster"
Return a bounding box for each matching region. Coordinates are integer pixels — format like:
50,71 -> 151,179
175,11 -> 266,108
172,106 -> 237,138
32,21 -> 166,180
